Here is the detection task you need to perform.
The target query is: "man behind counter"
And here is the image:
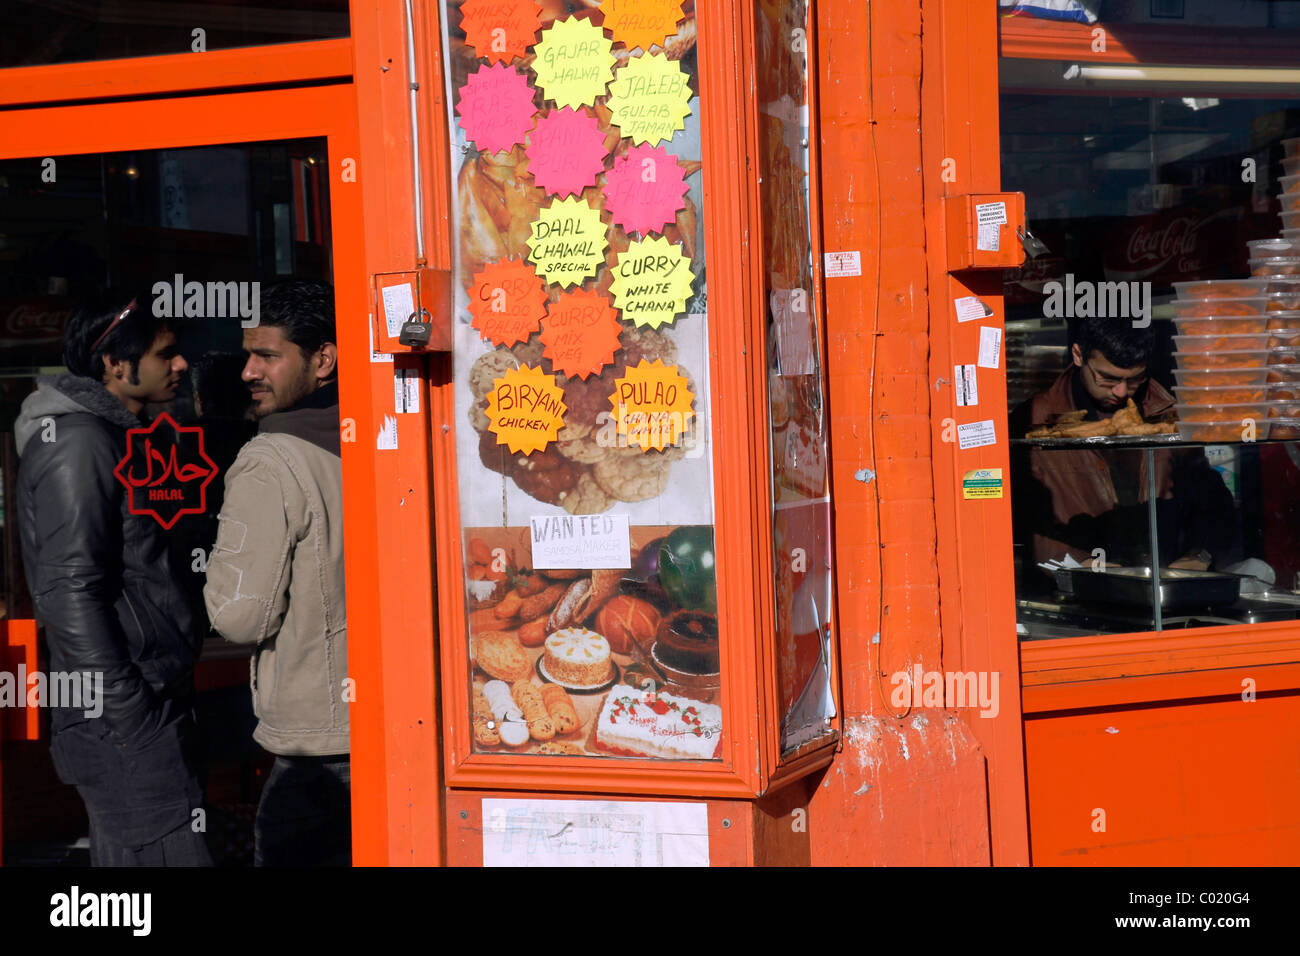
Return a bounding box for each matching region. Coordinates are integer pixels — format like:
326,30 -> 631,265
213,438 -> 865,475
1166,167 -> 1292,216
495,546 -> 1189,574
1010,316 -> 1239,583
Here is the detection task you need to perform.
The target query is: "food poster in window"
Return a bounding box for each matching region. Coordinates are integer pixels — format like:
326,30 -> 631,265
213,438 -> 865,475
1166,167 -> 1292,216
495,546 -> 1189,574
755,0 -> 835,751
442,0 -> 723,760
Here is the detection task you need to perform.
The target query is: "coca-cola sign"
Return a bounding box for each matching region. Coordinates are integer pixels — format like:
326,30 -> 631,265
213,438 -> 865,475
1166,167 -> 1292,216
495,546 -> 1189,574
0,298 -> 70,346
1105,206 -> 1245,284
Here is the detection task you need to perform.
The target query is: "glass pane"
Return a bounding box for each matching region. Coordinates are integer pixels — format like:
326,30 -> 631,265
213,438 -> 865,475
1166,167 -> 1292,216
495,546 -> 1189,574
0,138 -> 333,619
0,0 -> 349,69
754,0 -> 835,754
440,1 -> 724,760
1001,47 -> 1300,638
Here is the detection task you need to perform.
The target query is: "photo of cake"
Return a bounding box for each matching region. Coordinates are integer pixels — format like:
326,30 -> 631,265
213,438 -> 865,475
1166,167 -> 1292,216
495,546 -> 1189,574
540,627 -> 615,688
651,610 -> 719,675
594,684 -> 722,760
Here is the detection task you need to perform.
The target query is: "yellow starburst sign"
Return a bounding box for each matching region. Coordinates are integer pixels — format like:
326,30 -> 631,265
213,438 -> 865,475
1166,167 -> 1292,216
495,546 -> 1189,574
608,235 -> 693,329
609,359 -> 694,452
526,196 -> 608,288
531,16 -> 616,109
606,52 -> 692,146
486,363 -> 567,455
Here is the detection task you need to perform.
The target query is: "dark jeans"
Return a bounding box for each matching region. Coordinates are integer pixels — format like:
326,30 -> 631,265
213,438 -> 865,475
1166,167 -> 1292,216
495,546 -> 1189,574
49,699 -> 212,867
255,754 -> 351,866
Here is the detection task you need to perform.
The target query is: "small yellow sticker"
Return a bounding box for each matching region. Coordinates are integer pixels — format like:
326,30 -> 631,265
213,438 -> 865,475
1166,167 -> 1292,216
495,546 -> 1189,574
962,468 -> 1003,499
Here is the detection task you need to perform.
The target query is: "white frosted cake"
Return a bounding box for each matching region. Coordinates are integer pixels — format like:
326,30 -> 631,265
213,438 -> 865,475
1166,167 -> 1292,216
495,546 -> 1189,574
594,684 -> 723,760
543,628 -> 613,686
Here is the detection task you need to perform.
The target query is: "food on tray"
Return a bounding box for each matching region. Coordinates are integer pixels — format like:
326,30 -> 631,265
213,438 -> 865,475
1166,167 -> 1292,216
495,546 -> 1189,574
595,594 -> 662,654
472,687 -> 501,747
474,630 -> 533,682
536,741 -> 586,755
510,680 -> 556,742
653,610 -> 720,674
594,684 -> 723,760
1024,400 -> 1175,438
540,683 -> 579,734
542,627 -> 613,686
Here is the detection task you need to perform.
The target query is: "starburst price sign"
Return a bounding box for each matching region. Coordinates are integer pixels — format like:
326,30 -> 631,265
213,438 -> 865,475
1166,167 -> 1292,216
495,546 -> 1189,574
456,63 -> 538,154
486,364 -> 567,455
531,16 -> 615,109
468,258 -> 548,348
525,106 -> 608,197
608,235 -> 693,328
602,143 -> 688,235
526,196 -> 608,287
606,52 -> 692,146
600,0 -> 686,53
540,289 -> 622,379
609,358 -> 694,452
459,0 -> 543,64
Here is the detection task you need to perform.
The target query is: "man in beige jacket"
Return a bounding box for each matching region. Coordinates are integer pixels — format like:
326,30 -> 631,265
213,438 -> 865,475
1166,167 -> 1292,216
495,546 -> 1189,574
203,280 -> 349,866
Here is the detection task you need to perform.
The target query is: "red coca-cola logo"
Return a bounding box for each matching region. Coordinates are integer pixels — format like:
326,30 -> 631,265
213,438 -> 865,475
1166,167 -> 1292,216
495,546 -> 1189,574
1125,216 -> 1200,267
2,302 -> 69,339
113,414 -> 217,529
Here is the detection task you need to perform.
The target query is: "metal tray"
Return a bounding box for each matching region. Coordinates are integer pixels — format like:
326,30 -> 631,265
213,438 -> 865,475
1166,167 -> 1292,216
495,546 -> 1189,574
1054,566 -> 1241,610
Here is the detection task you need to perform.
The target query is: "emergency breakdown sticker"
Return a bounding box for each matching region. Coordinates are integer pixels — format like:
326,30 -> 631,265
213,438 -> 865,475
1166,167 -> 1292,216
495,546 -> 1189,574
962,468 -> 1003,499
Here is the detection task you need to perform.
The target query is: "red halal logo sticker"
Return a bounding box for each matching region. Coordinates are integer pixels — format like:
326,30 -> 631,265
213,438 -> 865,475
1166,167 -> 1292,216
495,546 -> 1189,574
114,413 -> 218,529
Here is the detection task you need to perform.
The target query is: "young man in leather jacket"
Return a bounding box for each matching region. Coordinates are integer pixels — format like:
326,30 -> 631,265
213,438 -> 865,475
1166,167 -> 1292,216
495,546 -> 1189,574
203,280 -> 349,866
14,293 -> 212,866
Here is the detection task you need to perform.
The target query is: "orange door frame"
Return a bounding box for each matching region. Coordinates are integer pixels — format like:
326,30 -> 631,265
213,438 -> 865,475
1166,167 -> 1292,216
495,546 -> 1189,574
921,0 -> 1032,866
0,66 -> 407,863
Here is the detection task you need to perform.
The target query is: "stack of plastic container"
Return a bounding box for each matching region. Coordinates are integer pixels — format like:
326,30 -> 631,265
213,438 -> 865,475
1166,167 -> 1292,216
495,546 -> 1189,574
1169,136 -> 1300,441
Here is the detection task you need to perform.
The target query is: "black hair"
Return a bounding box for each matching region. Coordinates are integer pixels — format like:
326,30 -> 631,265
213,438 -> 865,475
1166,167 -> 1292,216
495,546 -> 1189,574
257,280 -> 336,365
63,291 -> 171,384
191,350 -> 253,420
1073,316 -> 1155,370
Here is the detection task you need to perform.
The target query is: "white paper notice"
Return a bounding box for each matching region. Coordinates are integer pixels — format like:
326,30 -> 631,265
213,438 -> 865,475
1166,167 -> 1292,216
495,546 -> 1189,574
823,250 -> 862,278
957,419 -> 996,450
530,514 -> 632,570
481,798 -> 709,867
954,296 -> 991,323
376,414 -> 398,450
369,314 -> 394,363
380,282 -> 416,338
978,326 -> 1003,369
395,367 -> 420,413
954,364 -> 978,407
975,202 -> 1006,252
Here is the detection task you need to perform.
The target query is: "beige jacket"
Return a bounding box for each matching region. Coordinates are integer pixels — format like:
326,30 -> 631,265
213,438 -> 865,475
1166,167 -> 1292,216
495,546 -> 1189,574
203,391 -> 348,755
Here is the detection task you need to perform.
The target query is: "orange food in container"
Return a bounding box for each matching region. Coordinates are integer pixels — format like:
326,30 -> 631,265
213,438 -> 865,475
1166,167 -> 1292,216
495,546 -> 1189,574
1177,420 -> 1272,441
1251,257 -> 1300,276
1273,346 -> 1300,365
1171,366 -> 1268,387
1266,293 -> 1300,311
1172,385 -> 1267,404
1283,193 -> 1300,214
1173,316 -> 1267,335
1267,365 -> 1300,384
1285,156 -> 1300,178
1171,297 -> 1267,317
1282,174 -> 1300,195
1283,210 -> 1300,231
1172,278 -> 1269,299
1267,329 -> 1300,349
1173,349 -> 1271,369
1175,402 -> 1273,423
1284,137 -> 1300,159
1172,333 -> 1271,352
1268,382 -> 1300,401
1266,311 -> 1300,328
1269,418 -> 1300,439
1267,402 -> 1300,418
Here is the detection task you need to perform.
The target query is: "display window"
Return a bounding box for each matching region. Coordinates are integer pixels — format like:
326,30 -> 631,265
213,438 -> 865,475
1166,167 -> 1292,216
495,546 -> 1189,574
999,2 -> 1300,639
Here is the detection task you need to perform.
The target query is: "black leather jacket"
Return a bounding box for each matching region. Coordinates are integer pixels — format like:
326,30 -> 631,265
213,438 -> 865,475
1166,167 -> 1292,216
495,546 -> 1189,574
14,374 -> 198,738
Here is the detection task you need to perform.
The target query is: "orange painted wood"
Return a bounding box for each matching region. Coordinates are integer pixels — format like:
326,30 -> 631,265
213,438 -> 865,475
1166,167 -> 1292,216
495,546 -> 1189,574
1022,662 -> 1300,715
1025,690 -> 1300,864
1,620 -> 40,743
0,39 -> 352,106
347,0 -> 445,867
921,0 -> 1030,866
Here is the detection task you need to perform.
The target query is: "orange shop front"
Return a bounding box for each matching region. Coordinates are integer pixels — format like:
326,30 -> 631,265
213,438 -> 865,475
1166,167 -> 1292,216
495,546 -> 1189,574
2,0 -> 1299,867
